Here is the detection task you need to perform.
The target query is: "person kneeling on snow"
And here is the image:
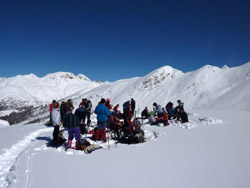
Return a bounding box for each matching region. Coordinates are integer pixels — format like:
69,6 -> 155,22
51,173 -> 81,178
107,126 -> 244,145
64,106 -> 81,149
94,98 -> 111,142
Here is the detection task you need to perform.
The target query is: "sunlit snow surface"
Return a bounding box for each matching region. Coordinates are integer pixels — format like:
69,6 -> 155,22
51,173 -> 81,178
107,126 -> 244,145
0,63 -> 250,187
0,110 -> 249,188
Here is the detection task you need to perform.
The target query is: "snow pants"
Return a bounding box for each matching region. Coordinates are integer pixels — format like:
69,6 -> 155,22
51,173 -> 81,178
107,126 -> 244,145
68,127 -> 81,141
52,125 -> 60,142
96,121 -> 107,140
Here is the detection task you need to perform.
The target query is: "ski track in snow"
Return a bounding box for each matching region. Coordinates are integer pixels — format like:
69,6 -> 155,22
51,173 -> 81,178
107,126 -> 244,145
0,127 -> 52,188
0,114 -> 223,187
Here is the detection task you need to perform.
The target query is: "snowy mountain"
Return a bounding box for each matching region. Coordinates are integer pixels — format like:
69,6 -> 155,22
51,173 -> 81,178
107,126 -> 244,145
68,62 -> 250,113
0,63 -> 250,188
0,72 -> 100,108
0,62 -> 250,124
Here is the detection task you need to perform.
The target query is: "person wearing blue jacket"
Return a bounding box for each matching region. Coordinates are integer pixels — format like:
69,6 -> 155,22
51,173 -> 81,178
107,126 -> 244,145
94,98 -> 111,141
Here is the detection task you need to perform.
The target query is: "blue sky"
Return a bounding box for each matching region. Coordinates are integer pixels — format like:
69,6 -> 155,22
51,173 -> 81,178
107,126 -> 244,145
0,0 -> 249,81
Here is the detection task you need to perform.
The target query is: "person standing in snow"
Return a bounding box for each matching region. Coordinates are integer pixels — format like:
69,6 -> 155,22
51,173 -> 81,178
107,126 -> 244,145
81,98 -> 92,125
64,106 -> 81,149
66,99 -> 74,113
131,98 -> 136,116
60,101 -> 67,124
123,100 -> 132,123
51,102 -> 62,145
49,100 -> 56,125
94,98 -> 111,142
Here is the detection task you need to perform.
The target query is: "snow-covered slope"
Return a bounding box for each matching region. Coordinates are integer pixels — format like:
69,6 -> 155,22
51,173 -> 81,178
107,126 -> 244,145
0,110 -> 249,188
69,62 -> 250,112
0,72 -> 100,108
0,62 -> 250,123
0,63 -> 250,188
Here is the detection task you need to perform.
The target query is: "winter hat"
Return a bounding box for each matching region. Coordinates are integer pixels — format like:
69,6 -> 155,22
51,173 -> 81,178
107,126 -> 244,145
106,98 -> 111,103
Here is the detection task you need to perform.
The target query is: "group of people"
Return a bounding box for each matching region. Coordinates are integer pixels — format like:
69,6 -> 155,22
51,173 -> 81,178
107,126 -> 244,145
50,98 -> 92,148
49,97 -> 188,149
141,100 -> 188,125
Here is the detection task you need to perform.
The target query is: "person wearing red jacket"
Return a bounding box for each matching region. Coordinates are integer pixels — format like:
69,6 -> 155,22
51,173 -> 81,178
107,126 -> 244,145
113,104 -> 119,112
106,98 -> 112,110
156,110 -> 169,126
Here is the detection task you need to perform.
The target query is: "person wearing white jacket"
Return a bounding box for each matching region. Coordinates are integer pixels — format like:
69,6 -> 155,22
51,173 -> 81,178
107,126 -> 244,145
51,103 -> 62,143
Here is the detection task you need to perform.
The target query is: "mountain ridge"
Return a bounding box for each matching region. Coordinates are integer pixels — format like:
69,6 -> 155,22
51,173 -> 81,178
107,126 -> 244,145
0,62 -> 250,123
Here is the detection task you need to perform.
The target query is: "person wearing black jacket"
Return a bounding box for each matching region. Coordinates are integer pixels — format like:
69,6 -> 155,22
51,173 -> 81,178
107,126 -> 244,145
64,107 -> 80,149
141,107 -> 150,119
131,98 -> 136,116
82,98 -> 92,125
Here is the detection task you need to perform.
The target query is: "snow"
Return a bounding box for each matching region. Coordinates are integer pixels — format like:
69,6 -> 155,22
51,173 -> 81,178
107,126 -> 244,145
1,62 -> 250,111
0,120 -> 10,128
0,62 -> 250,188
0,72 -> 100,107
0,110 -> 249,188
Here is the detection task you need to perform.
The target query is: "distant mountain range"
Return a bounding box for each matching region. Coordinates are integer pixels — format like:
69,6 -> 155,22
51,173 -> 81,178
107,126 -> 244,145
0,62 -> 250,124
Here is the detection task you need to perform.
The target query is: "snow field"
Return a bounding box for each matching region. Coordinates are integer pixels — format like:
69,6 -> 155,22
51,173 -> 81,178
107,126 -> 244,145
0,127 -> 52,188
0,120 -> 10,128
0,110 -> 249,188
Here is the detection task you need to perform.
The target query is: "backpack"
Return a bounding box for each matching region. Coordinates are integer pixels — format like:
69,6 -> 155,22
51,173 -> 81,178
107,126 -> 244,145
120,121 -> 144,144
133,118 -> 142,131
119,130 -> 145,144
80,123 -> 88,134
76,139 -> 100,154
133,130 -> 145,143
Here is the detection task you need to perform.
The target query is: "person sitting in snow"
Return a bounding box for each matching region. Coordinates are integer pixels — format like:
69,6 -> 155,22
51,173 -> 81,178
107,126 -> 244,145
108,113 -> 123,139
180,109 -> 188,123
64,106 -> 81,150
94,98 -> 111,142
175,100 -> 184,121
106,98 -> 112,110
176,100 -> 184,111
112,104 -> 123,119
153,102 -> 164,118
149,109 -> 169,126
141,107 -> 150,119
113,104 -> 119,113
148,111 -> 156,124
166,102 -> 175,119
